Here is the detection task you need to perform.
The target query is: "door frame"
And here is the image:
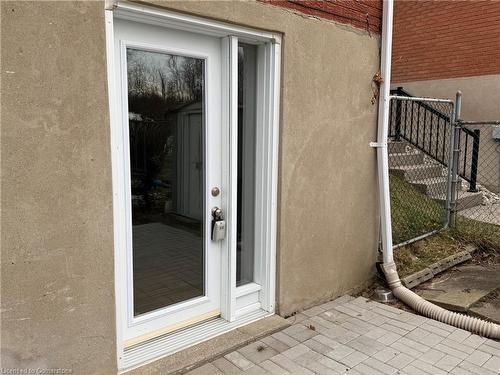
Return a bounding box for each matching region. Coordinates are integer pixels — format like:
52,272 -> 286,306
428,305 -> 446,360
114,33 -> 223,342
105,2 -> 281,370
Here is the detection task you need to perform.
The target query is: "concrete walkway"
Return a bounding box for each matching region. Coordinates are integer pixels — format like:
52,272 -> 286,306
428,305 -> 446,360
187,296 -> 500,375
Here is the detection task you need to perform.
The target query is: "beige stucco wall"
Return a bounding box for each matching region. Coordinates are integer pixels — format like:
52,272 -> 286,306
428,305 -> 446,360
1,1 -> 117,374
2,1 -> 380,373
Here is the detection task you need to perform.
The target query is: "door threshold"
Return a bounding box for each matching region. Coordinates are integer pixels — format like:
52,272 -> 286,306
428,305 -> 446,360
121,309 -> 286,371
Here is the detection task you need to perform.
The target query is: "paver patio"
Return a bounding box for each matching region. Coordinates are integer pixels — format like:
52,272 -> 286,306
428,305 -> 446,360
186,295 -> 500,375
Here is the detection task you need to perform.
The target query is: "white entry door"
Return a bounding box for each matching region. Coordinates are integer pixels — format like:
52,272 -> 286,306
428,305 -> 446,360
113,18 -> 223,344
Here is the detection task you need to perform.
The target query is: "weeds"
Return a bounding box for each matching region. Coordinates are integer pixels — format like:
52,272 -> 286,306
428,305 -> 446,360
390,173 -> 500,277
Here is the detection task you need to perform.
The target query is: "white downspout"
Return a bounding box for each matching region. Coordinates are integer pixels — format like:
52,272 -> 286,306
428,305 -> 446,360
377,0 -> 500,339
377,0 -> 394,265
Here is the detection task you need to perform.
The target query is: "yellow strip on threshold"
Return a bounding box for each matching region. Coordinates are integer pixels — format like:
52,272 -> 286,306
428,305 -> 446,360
124,310 -> 221,349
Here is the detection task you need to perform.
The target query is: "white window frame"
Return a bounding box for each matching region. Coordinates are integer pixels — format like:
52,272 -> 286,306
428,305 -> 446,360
105,2 -> 281,370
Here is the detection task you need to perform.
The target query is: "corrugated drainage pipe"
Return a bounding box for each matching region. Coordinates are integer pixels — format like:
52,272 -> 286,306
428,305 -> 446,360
377,0 -> 500,340
381,262 -> 500,339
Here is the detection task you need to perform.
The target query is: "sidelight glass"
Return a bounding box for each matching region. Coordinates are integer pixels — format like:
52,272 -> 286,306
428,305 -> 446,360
127,48 -> 205,316
236,43 -> 258,286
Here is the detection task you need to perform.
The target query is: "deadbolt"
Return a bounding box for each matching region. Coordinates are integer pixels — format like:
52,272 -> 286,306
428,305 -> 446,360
211,187 -> 220,197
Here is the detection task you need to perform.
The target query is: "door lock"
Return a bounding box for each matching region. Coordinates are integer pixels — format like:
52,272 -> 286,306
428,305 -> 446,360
211,207 -> 226,241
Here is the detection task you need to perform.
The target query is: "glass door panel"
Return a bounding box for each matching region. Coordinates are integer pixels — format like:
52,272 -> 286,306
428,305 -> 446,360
126,48 -> 205,316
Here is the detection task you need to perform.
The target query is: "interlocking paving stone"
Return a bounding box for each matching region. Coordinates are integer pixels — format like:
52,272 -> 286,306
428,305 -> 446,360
322,326 -> 359,344
465,350 -> 493,366
190,296 -> 500,375
458,360 -> 498,375
390,340 -> 423,357
418,347 -> 446,365
380,323 -> 410,336
401,364 -> 432,375
372,347 -> 401,363
434,342 -> 470,359
325,344 -> 355,361
224,351 -> 254,370
302,337 -> 336,355
281,343 -> 310,359
352,362 -> 386,375
302,305 -> 326,317
419,321 -> 452,337
269,354 -> 314,375
285,312 -> 307,325
293,350 -> 339,374
282,324 -> 318,342
317,355 -> 350,373
346,336 -> 386,356
376,332 -> 401,345
271,331 -> 300,348
409,359 -> 447,375
484,338 -> 500,350
241,365 -> 266,374
406,327 -> 444,347
463,334 -> 488,349
309,315 -> 338,329
363,327 -> 387,341
212,357 -> 243,375
186,363 -> 224,375
261,335 -> 291,353
312,334 -> 342,350
320,310 -> 351,324
386,352 -> 415,369
441,336 -> 476,355
447,328 -> 471,343
338,350 -> 369,367
237,341 -> 279,364
434,354 -> 462,372
479,342 -> 500,357
362,357 -> 398,374
482,355 -> 500,373
258,360 -> 289,375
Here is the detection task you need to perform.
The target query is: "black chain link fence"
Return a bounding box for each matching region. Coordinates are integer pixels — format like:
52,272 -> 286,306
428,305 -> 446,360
453,121 -> 500,252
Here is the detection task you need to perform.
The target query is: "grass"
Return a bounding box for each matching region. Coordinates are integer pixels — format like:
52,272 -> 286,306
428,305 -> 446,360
394,232 -> 470,277
451,216 -> 500,253
390,174 -> 444,245
390,173 -> 500,277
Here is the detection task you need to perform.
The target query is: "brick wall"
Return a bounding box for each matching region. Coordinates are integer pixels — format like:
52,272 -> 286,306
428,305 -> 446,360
392,0 -> 500,83
260,0 -> 382,34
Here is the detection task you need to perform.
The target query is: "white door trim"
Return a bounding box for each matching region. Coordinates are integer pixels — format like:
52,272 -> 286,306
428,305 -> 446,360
105,3 -> 281,370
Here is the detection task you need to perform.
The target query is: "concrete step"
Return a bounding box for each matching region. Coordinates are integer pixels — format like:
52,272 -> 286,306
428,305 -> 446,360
431,190 -> 484,211
390,164 -> 444,181
388,141 -> 409,154
388,152 -> 424,168
411,177 -> 448,196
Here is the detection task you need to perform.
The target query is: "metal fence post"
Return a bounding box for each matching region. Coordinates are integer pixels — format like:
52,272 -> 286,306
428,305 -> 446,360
445,91 -> 462,228
449,92 -> 462,227
468,129 -> 480,192
395,87 -> 403,140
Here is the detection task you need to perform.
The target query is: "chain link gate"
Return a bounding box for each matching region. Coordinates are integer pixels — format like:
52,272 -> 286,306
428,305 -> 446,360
387,89 -> 455,247
387,88 -> 500,248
